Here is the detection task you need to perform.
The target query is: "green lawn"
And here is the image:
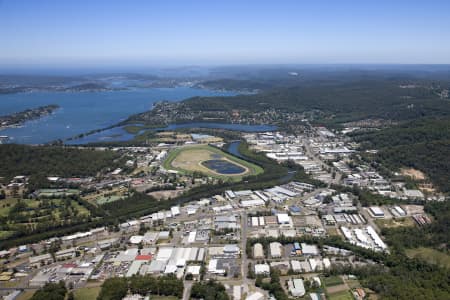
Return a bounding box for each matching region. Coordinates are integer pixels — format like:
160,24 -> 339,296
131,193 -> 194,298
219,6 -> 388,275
70,200 -> 90,216
405,247 -> 450,268
162,144 -> 263,181
328,290 -> 354,300
322,275 -> 344,287
74,286 -> 101,300
0,197 -> 92,241
0,198 -> 21,216
95,195 -> 124,205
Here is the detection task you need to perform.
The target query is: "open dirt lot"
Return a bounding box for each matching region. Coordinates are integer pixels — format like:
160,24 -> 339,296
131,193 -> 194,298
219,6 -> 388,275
401,168 -> 426,180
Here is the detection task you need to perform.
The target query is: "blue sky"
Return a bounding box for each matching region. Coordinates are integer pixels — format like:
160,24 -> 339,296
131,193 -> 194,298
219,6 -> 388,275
1,0 -> 450,68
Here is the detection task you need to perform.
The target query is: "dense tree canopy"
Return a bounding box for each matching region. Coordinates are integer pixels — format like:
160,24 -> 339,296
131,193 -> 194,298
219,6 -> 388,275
383,200 -> 450,251
30,281 -> 67,300
354,118 -> 450,192
178,80 -> 450,122
0,144 -> 124,181
97,275 -> 183,300
191,280 -> 229,300
97,277 -> 128,300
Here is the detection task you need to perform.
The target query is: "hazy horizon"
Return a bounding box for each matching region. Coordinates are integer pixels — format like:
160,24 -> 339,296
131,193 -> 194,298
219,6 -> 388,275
1,63 -> 450,77
1,0 -> 450,69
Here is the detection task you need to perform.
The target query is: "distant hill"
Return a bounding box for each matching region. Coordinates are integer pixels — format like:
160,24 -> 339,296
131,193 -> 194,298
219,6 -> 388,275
64,82 -> 108,91
185,79 -> 450,123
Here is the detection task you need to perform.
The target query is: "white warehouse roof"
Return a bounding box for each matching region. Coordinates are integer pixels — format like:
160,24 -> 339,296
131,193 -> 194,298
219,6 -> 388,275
254,263 -> 270,275
129,235 -> 143,244
277,213 -> 290,224
270,242 -> 283,258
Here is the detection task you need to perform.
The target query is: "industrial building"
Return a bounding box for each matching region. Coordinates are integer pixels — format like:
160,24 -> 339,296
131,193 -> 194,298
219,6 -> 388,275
254,263 -> 270,275
245,292 -> 265,300
277,213 -> 291,224
301,243 -> 319,256
269,242 -> 283,258
240,199 -> 265,208
170,206 -> 180,216
340,226 -> 388,252
369,206 -> 385,218
208,259 -> 226,275
288,278 -> 306,297
29,254 -> 53,268
223,244 -> 240,255
291,260 -> 302,272
142,232 -> 159,244
186,265 -> 201,279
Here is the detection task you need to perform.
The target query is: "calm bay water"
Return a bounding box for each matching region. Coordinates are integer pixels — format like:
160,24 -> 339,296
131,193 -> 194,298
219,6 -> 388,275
0,87 -> 235,144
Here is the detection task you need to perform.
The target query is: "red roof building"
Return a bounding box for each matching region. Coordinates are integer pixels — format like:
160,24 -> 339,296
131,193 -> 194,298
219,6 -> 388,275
135,254 -> 152,261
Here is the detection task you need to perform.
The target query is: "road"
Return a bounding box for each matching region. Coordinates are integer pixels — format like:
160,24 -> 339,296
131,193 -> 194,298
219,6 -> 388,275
240,211 -> 250,295
302,125 -> 342,186
182,281 -> 193,300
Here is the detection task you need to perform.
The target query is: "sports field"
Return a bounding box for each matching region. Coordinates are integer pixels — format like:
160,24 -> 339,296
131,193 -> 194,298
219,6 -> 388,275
163,144 -> 263,180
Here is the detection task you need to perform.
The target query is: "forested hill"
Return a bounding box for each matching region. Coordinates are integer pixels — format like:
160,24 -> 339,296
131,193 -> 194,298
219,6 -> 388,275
353,118 -> 450,148
352,118 -> 450,193
185,80 -> 449,122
